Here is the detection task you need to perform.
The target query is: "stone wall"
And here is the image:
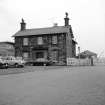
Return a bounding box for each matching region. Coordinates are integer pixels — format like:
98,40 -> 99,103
15,33 -> 68,65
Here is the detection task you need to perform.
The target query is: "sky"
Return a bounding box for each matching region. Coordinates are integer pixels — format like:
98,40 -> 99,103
0,0 -> 105,57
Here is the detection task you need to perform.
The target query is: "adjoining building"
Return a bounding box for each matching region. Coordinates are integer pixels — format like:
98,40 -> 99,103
0,41 -> 14,56
78,50 -> 97,58
13,13 -> 77,65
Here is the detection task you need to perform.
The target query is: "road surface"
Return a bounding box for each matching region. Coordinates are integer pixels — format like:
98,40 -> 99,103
0,66 -> 105,105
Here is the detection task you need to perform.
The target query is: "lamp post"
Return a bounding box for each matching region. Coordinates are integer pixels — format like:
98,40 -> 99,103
78,46 -> 80,66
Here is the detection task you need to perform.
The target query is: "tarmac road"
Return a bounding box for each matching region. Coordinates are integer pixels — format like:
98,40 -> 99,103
0,66 -> 105,105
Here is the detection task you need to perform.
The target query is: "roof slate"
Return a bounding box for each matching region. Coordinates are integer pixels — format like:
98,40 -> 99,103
80,50 -> 97,56
13,26 -> 70,37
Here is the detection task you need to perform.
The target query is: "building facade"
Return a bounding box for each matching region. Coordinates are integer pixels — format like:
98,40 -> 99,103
0,42 -> 14,56
13,13 -> 77,65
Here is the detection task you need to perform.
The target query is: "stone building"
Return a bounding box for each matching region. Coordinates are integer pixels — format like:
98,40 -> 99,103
0,42 -> 14,56
13,13 -> 77,65
78,50 -> 97,58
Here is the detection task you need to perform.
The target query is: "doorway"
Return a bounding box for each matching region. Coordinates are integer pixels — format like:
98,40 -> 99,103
36,52 -> 44,59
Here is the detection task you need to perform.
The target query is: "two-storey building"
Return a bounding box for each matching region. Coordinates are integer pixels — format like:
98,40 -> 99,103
0,42 -> 14,56
13,13 -> 77,65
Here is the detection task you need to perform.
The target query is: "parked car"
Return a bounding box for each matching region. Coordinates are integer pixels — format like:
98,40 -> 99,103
3,56 -> 25,68
0,57 -> 8,69
33,58 -> 51,66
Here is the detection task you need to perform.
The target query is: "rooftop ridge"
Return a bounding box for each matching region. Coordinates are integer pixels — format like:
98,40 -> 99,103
23,25 -> 69,30
13,25 -> 71,37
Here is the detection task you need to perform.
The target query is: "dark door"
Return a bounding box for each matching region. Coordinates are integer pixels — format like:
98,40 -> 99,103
36,52 -> 44,59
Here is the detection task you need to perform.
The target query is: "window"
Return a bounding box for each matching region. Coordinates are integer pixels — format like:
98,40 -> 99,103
51,51 -> 58,62
37,37 -> 43,45
52,35 -> 57,44
23,52 -> 28,58
23,38 -> 28,46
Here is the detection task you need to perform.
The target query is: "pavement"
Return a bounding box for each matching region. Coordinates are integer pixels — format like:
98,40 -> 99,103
0,66 -> 105,105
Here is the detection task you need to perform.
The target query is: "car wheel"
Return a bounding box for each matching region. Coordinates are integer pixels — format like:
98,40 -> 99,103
15,63 -> 19,68
5,63 -> 8,69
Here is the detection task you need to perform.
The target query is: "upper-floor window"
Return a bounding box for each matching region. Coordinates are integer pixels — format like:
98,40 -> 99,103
37,37 -> 43,45
52,35 -> 57,44
23,38 -> 28,46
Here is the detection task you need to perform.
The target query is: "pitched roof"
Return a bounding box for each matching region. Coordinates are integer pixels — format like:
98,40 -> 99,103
79,50 -> 97,56
13,26 -> 70,37
0,41 -> 14,45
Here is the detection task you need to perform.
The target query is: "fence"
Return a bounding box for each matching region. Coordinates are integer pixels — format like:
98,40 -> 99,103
93,58 -> 105,66
67,58 -> 105,66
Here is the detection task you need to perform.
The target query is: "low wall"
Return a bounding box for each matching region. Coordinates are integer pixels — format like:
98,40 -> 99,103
67,58 -> 91,66
67,58 -> 105,66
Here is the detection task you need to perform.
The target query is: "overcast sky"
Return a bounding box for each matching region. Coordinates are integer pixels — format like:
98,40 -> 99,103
0,0 -> 105,56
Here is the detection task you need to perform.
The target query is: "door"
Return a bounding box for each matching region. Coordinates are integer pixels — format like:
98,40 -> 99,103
36,52 -> 44,59
32,50 -> 47,60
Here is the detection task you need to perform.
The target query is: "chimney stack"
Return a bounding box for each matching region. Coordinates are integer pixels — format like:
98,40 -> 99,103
53,23 -> 58,27
20,18 -> 26,31
64,12 -> 69,26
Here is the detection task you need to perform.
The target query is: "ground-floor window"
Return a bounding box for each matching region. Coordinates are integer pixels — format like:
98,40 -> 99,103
51,51 -> 58,62
23,52 -> 28,59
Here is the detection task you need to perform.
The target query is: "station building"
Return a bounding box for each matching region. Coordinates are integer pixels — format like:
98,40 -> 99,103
13,13 -> 77,65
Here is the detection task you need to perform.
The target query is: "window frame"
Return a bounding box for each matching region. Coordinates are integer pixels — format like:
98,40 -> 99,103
37,36 -> 43,45
52,35 -> 58,45
23,38 -> 28,46
23,52 -> 28,59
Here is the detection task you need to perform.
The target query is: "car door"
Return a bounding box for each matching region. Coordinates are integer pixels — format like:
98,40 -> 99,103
6,57 -> 15,66
10,57 -> 16,66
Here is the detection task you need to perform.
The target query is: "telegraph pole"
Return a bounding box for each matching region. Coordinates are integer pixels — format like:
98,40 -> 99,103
78,46 -> 80,66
